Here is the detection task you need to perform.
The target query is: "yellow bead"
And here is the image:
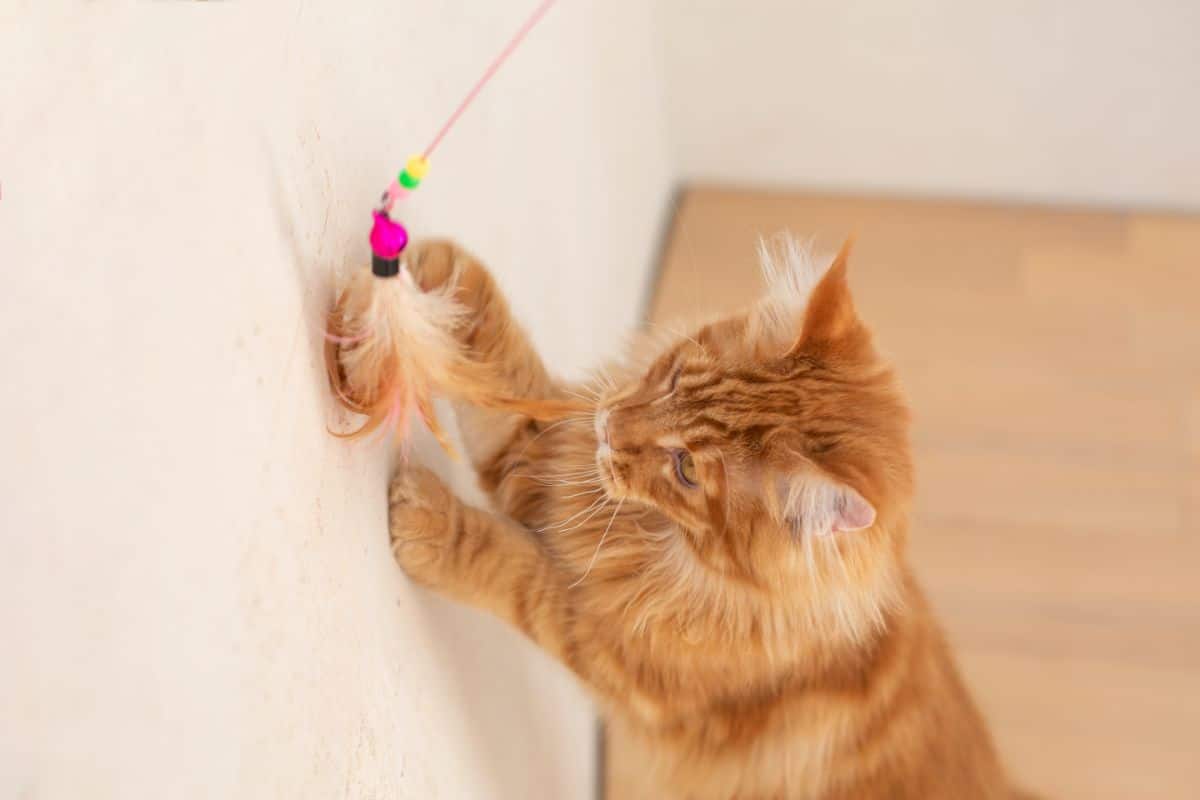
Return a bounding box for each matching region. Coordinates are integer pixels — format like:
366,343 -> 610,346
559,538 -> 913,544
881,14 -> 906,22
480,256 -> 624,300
405,156 -> 430,181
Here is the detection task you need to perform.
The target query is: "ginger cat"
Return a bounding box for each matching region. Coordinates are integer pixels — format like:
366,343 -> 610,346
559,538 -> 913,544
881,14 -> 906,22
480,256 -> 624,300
367,238 -> 1030,799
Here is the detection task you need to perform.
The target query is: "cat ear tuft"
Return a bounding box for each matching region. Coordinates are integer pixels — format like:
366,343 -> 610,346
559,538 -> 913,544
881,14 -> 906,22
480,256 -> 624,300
794,237 -> 861,348
777,471 -> 876,538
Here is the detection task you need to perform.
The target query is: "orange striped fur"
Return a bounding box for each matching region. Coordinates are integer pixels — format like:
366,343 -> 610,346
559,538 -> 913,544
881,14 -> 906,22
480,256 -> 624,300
376,239 -> 1030,799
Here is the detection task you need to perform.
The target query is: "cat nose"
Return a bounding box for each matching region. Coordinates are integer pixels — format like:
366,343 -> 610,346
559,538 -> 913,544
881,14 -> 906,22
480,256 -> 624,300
604,409 -> 639,452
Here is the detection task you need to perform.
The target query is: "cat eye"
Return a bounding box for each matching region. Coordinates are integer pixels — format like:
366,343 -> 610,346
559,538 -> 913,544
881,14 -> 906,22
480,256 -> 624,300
667,366 -> 682,393
672,450 -> 699,488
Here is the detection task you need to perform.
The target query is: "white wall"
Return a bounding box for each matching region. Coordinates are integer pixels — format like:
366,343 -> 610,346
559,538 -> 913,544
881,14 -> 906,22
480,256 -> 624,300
0,1 -> 670,798
655,0 -> 1200,209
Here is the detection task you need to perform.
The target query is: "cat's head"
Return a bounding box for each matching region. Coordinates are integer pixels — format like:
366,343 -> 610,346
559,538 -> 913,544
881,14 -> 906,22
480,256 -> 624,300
594,238 -> 912,589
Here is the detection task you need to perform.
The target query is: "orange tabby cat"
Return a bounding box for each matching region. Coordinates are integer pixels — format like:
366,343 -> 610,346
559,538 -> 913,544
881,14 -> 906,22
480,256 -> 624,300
369,238 -> 1031,799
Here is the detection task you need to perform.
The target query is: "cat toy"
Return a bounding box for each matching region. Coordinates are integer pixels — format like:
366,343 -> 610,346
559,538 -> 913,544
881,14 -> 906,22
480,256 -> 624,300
325,0 -> 573,453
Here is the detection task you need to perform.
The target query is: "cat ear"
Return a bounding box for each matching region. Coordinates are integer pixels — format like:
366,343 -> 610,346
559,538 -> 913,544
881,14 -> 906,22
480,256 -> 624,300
776,471 -> 876,538
793,237 -> 861,349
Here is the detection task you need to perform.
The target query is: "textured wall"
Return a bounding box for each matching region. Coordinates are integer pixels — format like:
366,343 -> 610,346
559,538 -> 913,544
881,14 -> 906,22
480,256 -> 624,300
0,1 -> 670,797
655,0 -> 1200,209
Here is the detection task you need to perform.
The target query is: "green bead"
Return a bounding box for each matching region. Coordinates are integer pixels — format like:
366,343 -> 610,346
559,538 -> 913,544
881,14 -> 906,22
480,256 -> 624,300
399,170 -> 421,189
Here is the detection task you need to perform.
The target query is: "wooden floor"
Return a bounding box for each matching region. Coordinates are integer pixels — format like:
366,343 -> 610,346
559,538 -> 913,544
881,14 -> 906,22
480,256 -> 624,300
610,188 -> 1200,799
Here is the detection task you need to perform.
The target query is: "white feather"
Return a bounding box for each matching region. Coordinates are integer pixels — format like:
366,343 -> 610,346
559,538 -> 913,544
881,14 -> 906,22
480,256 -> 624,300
337,263 -> 468,398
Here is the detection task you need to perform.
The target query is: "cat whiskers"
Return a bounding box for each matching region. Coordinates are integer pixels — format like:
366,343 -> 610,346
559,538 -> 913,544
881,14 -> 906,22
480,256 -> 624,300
516,453 -> 604,484
588,370 -> 618,395
510,415 -> 589,464
553,461 -> 604,472
518,476 -> 600,487
563,389 -> 601,407
569,498 -> 625,589
571,383 -> 603,401
512,461 -> 603,486
562,487 -> 604,500
555,499 -> 613,534
537,492 -> 608,533
571,370 -> 618,412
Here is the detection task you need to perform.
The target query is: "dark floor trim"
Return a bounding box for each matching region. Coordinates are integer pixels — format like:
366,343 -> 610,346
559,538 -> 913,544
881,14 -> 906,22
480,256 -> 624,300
594,716 -> 607,800
635,183 -> 685,327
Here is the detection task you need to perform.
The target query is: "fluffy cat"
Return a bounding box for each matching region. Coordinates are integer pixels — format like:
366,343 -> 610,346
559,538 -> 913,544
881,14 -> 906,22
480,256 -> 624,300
354,238 -> 1030,799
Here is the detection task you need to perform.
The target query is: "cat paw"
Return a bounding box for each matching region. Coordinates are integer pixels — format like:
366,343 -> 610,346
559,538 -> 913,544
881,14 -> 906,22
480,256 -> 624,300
388,465 -> 460,587
405,240 -> 461,294
406,240 -> 494,340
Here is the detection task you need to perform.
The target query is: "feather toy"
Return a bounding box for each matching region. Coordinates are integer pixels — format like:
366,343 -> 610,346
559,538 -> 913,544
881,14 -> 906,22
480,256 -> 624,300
324,0 -> 577,453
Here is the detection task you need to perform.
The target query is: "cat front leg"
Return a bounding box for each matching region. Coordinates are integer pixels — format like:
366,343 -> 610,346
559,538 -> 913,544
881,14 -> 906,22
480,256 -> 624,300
405,241 -> 566,482
406,240 -> 553,392
388,465 -> 574,664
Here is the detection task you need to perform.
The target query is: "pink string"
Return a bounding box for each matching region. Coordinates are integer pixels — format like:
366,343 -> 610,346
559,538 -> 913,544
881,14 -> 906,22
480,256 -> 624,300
421,0 -> 559,159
